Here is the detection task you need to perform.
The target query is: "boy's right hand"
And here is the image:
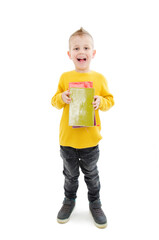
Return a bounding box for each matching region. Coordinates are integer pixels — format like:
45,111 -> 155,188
62,90 -> 71,104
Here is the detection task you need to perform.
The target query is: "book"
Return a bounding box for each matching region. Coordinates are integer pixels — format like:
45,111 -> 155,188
69,87 -> 95,127
69,81 -> 93,89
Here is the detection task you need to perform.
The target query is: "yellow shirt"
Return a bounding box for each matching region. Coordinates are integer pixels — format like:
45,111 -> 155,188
51,70 -> 114,148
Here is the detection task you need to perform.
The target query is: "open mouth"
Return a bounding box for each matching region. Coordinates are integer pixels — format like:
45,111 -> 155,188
77,58 -> 87,62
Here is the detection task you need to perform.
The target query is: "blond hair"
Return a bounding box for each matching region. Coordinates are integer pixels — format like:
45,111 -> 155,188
69,27 -> 94,48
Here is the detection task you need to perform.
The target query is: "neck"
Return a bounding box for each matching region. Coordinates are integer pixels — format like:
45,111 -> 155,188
75,68 -> 91,73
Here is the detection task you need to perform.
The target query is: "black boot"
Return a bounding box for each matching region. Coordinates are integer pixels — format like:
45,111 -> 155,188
57,198 -> 75,224
89,199 -> 107,228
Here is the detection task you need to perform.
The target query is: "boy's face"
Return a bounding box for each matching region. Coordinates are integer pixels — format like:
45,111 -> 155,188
68,35 -> 96,73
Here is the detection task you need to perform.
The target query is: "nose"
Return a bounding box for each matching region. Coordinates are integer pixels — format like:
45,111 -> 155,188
79,48 -> 85,54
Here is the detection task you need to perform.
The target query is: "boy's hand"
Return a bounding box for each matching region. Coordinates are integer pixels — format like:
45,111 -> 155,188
92,96 -> 100,110
62,90 -> 71,104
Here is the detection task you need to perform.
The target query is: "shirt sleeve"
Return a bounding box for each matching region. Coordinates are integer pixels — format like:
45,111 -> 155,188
98,77 -> 115,111
51,75 -> 66,109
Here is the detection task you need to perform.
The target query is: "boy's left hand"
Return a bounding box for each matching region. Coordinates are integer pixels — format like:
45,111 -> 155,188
92,96 -> 100,110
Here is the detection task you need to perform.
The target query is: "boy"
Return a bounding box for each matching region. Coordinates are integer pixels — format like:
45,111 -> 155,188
51,28 -> 114,228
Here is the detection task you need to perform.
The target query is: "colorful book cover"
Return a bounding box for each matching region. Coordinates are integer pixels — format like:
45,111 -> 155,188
69,87 -> 95,127
69,81 -> 93,89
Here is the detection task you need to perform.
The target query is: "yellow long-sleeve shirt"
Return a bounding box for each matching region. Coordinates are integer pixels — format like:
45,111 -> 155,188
51,70 -> 114,148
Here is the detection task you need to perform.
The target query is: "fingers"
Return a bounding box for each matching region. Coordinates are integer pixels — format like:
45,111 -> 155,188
66,90 -> 71,103
65,96 -> 71,104
62,90 -> 71,104
65,90 -> 70,96
93,104 -> 99,110
94,95 -> 98,100
92,95 -> 100,110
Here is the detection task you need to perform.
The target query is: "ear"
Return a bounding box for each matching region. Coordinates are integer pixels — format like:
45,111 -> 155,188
92,50 -> 96,59
67,51 -> 71,59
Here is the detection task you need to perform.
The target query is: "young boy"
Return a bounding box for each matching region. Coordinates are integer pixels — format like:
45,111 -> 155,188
51,28 -> 114,228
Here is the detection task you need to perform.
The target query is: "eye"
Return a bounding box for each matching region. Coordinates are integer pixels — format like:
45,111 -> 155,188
74,47 -> 79,51
84,47 -> 89,50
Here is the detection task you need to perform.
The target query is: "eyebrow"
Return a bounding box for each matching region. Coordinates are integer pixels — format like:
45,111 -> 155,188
73,44 -> 90,48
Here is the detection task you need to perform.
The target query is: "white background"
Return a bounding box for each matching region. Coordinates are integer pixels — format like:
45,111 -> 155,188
0,0 -> 159,239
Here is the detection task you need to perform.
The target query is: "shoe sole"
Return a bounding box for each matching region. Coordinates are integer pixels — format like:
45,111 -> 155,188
89,210 -> 107,229
94,222 -> 107,229
57,217 -> 70,224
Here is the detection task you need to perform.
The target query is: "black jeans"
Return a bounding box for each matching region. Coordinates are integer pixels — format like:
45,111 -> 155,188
60,145 -> 101,202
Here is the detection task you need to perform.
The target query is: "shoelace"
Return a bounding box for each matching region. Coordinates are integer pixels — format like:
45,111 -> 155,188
61,204 -> 72,212
93,208 -> 104,216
